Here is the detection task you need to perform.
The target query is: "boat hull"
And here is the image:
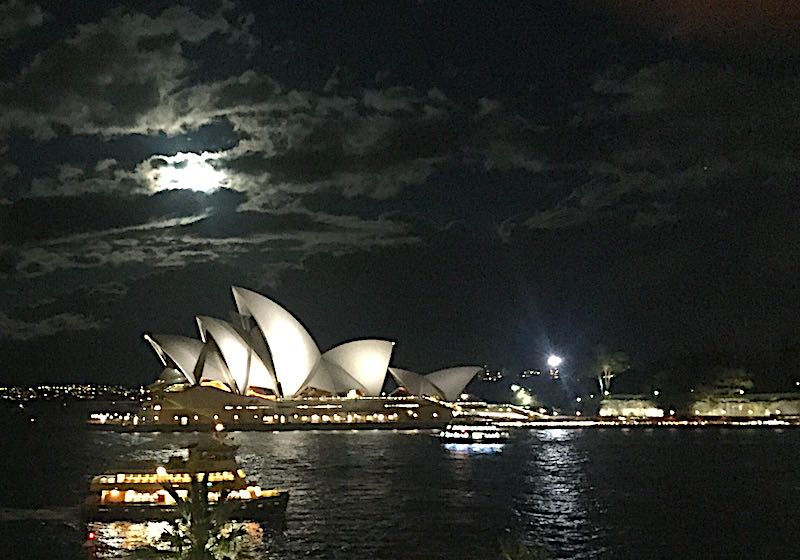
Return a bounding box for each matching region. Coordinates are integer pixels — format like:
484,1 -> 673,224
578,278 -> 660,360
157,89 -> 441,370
437,423 -> 510,444
438,435 -> 508,444
82,491 -> 289,523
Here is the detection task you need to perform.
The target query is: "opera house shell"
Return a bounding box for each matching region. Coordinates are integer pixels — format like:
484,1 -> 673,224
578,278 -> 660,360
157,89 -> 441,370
137,287 -> 481,429
387,367 -> 482,402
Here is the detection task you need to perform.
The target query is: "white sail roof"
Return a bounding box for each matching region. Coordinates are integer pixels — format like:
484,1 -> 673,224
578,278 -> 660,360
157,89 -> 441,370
145,287 -> 477,402
196,315 -> 279,395
322,339 -> 394,396
144,333 -> 239,392
144,334 -> 202,385
388,367 -> 446,399
196,346 -> 236,392
388,366 -> 480,400
231,286 -> 321,397
426,366 -> 481,401
158,367 -> 189,386
300,359 -> 368,395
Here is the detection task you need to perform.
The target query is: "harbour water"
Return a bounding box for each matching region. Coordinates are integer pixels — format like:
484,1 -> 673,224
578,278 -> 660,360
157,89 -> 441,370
1,407 -> 798,559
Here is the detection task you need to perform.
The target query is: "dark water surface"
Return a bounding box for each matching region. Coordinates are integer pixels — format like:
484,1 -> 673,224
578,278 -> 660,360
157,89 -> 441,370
1,408 -> 798,559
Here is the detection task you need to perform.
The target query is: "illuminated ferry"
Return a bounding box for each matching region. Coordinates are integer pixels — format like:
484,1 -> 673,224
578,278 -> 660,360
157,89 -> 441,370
438,422 -> 510,444
82,437 -> 288,522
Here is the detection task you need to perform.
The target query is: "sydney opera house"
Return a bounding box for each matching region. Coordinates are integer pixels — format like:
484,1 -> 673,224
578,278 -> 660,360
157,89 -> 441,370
131,287 -> 482,429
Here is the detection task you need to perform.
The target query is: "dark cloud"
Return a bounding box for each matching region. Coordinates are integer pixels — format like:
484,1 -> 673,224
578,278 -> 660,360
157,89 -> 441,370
0,162 -> 18,182
1,189 -> 235,243
0,3 -> 254,138
219,90 -> 547,203
0,310 -> 108,341
516,55 -> 800,231
1,179 -> 417,331
606,0 -> 800,68
0,1 -> 44,40
1,1 -> 798,374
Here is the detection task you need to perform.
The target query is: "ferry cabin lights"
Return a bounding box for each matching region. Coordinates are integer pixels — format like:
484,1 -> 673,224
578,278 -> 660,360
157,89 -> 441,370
99,470 -> 242,485
100,485 -> 279,505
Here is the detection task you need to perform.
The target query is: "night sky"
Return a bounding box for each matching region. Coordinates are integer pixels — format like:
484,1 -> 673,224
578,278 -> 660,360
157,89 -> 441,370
1,1 -> 799,387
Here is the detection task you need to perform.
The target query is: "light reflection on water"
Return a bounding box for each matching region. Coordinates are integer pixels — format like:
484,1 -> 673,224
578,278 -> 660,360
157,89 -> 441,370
513,429 -> 606,559
443,442 -> 505,455
2,418 -> 800,560
88,520 -> 265,558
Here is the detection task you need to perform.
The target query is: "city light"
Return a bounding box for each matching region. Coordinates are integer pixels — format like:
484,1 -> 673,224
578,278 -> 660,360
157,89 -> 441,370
547,355 -> 562,380
547,355 -> 562,368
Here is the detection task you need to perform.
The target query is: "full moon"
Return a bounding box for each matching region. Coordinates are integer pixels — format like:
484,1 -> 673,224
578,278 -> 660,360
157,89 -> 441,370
150,152 -> 228,192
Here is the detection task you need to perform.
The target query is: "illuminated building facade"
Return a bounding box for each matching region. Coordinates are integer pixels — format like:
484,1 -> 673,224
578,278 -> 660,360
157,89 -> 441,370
598,396 -> 664,418
133,287 -> 481,429
131,387 -> 450,429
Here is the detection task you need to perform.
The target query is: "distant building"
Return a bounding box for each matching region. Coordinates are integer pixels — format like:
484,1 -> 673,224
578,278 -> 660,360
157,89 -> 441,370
480,366 -> 504,382
599,396 -> 664,418
691,393 -> 800,417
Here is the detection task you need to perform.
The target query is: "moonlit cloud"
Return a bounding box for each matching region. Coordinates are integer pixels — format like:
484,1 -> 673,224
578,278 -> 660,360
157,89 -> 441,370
138,152 -> 230,193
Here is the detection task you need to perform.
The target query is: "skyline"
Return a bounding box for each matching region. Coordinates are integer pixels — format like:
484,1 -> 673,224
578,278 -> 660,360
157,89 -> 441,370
2,1 -> 799,385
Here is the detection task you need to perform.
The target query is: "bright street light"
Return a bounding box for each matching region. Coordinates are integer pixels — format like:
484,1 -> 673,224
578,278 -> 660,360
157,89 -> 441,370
547,355 -> 562,368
